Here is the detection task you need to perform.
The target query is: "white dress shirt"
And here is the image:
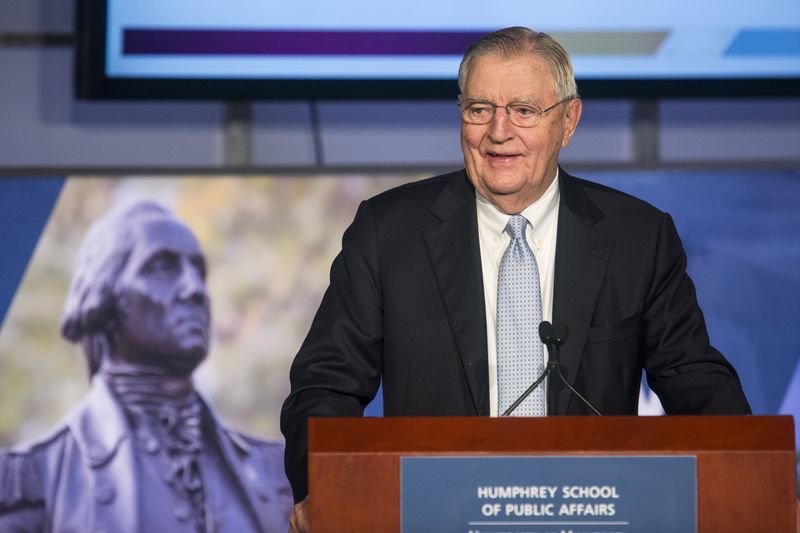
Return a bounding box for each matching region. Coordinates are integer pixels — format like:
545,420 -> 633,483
476,170 -> 561,416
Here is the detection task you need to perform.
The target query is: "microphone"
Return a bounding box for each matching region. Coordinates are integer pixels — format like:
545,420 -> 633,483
538,321 -> 568,349
540,321 -> 602,416
500,322 -> 564,416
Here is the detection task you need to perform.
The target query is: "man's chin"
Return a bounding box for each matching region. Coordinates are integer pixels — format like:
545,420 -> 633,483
162,347 -> 208,376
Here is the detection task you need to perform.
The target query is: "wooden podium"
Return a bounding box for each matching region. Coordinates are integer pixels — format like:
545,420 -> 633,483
308,415 -> 796,532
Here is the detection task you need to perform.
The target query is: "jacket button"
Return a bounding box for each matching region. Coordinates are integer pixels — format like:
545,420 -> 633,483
253,482 -> 269,502
88,444 -> 106,462
94,481 -> 116,504
144,438 -> 159,454
174,505 -> 191,521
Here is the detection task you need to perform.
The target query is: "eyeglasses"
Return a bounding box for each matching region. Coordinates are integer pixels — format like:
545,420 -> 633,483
458,96 -> 575,127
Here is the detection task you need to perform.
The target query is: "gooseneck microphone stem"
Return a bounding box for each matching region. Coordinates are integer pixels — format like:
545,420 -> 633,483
501,321 -> 603,417
546,345 -> 561,415
555,363 -> 602,416
541,321 -> 602,417
501,366 -> 550,417
558,367 -> 603,416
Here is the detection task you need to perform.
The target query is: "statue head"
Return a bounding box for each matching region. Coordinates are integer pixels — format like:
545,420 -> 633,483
61,201 -> 211,377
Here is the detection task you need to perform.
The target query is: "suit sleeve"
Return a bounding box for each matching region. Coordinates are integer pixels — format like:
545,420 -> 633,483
280,200 -> 384,502
642,212 -> 751,414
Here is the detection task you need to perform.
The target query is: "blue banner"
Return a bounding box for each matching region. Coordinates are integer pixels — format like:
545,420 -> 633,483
0,177 -> 64,328
401,455 -> 696,533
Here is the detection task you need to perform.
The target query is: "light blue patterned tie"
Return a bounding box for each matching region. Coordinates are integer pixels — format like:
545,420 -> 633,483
497,214 -> 546,416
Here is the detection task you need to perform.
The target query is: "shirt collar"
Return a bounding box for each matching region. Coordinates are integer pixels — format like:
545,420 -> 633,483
475,168 -> 560,238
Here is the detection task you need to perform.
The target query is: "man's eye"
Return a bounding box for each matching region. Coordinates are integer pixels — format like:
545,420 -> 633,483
144,254 -> 178,274
512,105 -> 537,117
192,258 -> 207,280
469,105 -> 491,115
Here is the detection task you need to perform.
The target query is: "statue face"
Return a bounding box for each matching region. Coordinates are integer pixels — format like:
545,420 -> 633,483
111,216 -> 211,374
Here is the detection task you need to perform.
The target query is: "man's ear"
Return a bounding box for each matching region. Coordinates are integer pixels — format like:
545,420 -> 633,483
560,98 -> 582,149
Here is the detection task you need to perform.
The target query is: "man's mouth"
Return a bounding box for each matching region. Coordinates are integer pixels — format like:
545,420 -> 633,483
173,309 -> 210,331
485,151 -> 519,162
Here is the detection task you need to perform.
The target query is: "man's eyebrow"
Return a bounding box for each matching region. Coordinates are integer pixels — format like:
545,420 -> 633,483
144,246 -> 200,264
141,247 -> 178,259
135,248 -> 178,268
462,96 -> 540,104
502,96 -> 538,104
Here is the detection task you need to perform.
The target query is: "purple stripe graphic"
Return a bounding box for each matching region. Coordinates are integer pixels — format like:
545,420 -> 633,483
123,29 -> 484,56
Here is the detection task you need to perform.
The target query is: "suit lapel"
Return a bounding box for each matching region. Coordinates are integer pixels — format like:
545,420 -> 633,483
67,378 -> 139,533
421,171 -> 489,415
552,170 -> 614,414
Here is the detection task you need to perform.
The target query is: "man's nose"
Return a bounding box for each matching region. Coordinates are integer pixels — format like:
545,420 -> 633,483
487,107 -> 514,141
178,263 -> 206,303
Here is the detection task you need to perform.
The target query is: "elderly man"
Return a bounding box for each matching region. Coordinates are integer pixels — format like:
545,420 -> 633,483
280,26 -> 751,528
0,202 -> 292,532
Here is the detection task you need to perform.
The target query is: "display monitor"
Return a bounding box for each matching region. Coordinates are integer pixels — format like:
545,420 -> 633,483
75,0 -> 800,99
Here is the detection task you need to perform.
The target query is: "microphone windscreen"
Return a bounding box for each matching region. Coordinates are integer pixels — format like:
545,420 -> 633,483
539,321 -> 554,343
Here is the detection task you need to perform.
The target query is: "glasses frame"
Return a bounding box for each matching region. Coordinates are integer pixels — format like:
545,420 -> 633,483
457,96 -> 576,127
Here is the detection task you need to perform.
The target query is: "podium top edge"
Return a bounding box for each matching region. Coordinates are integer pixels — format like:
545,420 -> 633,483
307,415 -> 795,454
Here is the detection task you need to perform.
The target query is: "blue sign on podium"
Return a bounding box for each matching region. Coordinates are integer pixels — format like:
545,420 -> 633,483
401,455 -> 696,533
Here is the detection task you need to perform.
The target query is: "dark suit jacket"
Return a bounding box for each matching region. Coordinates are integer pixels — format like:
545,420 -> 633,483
280,169 -> 751,501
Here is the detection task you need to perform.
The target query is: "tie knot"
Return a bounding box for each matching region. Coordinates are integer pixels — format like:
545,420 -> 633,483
505,215 -> 529,241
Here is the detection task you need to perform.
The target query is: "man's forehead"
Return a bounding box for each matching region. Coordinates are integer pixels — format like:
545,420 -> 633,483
128,215 -> 203,257
464,55 -> 556,100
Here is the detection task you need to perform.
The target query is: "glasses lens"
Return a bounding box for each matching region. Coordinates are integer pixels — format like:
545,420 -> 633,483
462,102 -> 494,124
508,103 -> 542,127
